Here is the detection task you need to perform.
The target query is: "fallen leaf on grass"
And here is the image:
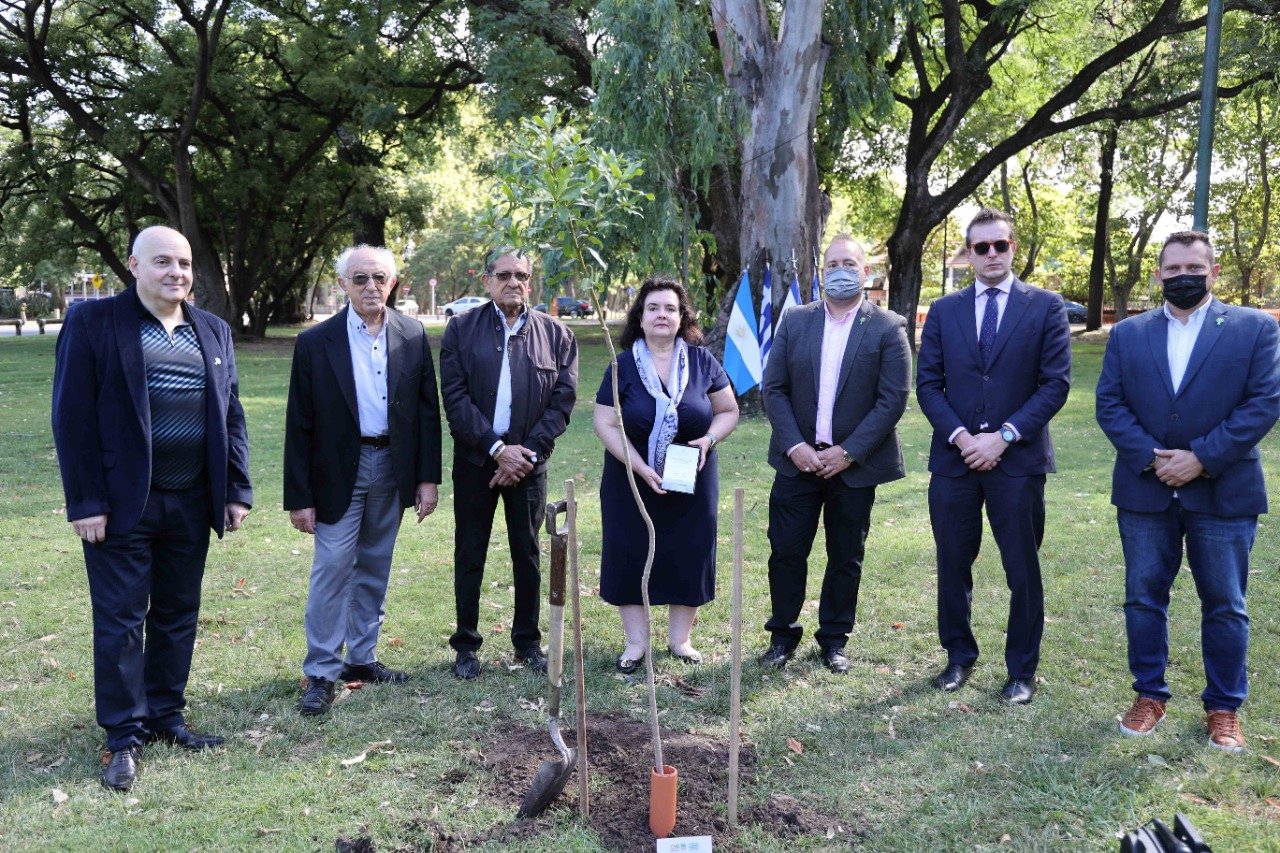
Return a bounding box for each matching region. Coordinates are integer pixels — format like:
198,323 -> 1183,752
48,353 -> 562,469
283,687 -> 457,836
474,700 -> 496,713
125,797 -> 139,807
786,737 -> 804,755
1180,794 -> 1209,805
340,740 -> 395,768
890,622 -> 904,630
1146,754 -> 1168,767
1258,754 -> 1280,770
257,828 -> 283,836
344,681 -> 365,690
1000,834 -> 1012,843
517,697 -> 545,712
386,637 -> 404,648
51,789 -> 68,805
1266,797 -> 1280,813
947,701 -> 974,713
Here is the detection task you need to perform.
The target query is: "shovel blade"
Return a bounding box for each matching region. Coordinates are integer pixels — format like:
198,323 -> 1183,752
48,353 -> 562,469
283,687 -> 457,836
516,748 -> 578,818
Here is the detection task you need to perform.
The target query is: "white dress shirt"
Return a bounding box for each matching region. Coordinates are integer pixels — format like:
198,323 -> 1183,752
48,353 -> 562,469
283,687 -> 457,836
346,308 -> 389,437
948,275 -> 1020,445
1164,300 -> 1210,394
489,304 -> 528,455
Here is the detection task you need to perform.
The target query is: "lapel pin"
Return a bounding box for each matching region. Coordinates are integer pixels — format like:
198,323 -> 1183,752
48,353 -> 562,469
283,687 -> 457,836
214,357 -> 222,365
1215,317 -> 1224,326
859,315 -> 868,325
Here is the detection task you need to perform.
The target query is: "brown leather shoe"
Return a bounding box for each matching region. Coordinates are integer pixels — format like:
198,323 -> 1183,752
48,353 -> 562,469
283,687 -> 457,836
1206,709 -> 1245,753
1119,696 -> 1166,737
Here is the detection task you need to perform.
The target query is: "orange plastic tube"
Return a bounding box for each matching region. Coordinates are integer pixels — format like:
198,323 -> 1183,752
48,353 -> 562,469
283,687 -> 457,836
649,764 -> 678,838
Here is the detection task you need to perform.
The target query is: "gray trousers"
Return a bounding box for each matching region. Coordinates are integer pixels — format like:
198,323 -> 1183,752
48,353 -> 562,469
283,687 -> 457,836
303,446 -> 403,680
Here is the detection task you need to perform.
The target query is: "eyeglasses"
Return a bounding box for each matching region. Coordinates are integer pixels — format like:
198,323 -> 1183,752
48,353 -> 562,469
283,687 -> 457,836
971,240 -> 1012,256
349,272 -> 390,288
492,270 -> 531,283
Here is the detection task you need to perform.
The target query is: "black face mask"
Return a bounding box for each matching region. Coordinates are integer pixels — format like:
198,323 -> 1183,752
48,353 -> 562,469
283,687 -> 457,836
1162,273 -> 1209,310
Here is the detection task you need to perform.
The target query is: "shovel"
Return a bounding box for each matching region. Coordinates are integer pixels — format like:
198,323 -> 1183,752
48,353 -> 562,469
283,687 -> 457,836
517,499 -> 576,818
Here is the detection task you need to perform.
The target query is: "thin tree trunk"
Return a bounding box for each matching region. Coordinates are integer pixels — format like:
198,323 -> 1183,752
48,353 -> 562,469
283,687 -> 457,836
1088,125 -> 1118,330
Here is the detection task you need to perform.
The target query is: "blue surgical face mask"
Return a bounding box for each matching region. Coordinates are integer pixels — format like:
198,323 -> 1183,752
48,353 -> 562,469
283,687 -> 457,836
824,267 -> 864,301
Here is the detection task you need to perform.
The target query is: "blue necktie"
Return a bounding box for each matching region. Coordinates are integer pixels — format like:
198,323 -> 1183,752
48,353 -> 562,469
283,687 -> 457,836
979,287 -> 1000,366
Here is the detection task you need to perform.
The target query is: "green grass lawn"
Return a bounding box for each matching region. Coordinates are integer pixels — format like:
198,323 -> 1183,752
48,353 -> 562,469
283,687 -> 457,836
1,323 -> 1278,851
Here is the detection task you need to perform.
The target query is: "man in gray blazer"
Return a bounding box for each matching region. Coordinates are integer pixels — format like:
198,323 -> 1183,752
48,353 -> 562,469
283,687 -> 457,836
759,235 -> 912,673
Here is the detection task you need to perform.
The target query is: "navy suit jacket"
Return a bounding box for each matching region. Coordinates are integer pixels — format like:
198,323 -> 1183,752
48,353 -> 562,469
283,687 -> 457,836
916,278 -> 1072,477
762,299 -> 911,487
51,287 -> 253,537
283,306 -> 443,525
1096,298 -> 1280,517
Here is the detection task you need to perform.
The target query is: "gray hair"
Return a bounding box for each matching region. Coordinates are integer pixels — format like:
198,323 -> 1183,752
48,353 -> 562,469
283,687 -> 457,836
336,244 -> 398,279
483,246 -> 530,275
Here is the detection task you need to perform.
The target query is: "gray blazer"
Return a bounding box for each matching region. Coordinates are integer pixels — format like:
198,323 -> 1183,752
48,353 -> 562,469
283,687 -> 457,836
763,299 -> 911,487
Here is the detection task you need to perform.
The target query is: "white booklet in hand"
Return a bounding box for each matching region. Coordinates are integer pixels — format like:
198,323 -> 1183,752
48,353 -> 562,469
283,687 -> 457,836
661,444 -> 699,494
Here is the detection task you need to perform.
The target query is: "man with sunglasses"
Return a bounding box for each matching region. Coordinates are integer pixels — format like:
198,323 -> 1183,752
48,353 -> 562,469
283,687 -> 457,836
917,207 -> 1071,705
439,248 -> 579,680
285,244 -> 442,716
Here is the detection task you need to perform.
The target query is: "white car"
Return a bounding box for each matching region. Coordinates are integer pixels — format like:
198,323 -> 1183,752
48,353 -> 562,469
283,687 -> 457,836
441,295 -> 487,317
394,297 -> 419,316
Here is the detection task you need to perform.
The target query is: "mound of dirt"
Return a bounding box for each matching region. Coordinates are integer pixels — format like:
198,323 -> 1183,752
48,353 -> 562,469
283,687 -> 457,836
405,712 -> 863,851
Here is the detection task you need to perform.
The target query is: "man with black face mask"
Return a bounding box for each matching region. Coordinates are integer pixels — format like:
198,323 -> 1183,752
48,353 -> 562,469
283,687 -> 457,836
758,235 -> 911,673
1097,230 -> 1280,753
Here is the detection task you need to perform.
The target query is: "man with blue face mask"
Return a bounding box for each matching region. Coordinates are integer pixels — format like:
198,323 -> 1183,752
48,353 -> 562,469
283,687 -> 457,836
1097,230 -> 1280,752
758,235 -> 911,673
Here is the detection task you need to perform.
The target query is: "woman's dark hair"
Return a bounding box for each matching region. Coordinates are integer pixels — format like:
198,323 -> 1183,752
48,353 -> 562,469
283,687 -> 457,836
619,277 -> 704,348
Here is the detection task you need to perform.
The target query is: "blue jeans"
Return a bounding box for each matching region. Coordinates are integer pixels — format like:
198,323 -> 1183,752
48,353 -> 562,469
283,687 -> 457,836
1118,503 -> 1255,711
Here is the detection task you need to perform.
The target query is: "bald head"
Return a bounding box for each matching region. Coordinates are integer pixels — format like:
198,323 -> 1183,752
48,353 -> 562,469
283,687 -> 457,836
128,225 -> 194,316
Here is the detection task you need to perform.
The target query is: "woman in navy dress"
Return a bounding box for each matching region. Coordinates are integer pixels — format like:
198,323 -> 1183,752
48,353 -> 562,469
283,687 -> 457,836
594,277 -> 740,672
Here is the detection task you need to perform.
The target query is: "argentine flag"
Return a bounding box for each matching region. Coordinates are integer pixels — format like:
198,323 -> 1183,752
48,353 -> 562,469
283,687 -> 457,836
758,261 -> 773,369
723,270 -> 762,394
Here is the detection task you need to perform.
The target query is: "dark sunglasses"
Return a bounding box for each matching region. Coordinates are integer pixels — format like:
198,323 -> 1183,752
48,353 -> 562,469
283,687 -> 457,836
971,240 -> 1011,256
492,270 -> 531,283
349,272 -> 390,287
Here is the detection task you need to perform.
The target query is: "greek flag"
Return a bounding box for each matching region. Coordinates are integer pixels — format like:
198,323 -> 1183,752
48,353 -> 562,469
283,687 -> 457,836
781,274 -> 802,318
723,270 -> 762,394
811,262 -> 820,302
758,261 -> 773,369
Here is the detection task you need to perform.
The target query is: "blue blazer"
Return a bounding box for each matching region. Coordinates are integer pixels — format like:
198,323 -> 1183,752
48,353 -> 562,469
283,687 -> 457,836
916,278 -> 1072,477
1096,298 -> 1280,517
52,287 -> 253,537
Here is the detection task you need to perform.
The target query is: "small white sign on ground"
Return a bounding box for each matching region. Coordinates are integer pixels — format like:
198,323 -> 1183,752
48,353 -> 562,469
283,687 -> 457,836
656,836 -> 713,853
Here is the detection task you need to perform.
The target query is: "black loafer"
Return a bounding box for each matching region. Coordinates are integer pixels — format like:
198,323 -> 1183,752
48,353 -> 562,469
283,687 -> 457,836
341,660 -> 409,684
101,746 -> 140,792
615,652 -> 645,674
757,643 -> 794,670
516,647 -> 548,674
931,663 -> 974,692
298,676 -> 336,716
453,650 -> 481,680
1000,677 -> 1035,705
146,724 -> 224,751
822,647 -> 851,675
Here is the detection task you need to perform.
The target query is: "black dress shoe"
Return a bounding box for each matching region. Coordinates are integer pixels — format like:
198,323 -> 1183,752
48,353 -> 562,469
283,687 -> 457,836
298,676 -> 336,716
516,647 -> 548,674
757,643 -> 794,670
615,651 -> 645,674
931,662 -> 974,692
101,746 -> 140,792
1000,677 -> 1035,705
822,647 -> 851,675
453,650 -> 481,680
340,660 -> 409,684
146,724 -> 225,751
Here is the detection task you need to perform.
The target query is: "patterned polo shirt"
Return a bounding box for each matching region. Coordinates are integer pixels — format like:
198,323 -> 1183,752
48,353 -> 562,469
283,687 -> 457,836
139,303 -> 207,489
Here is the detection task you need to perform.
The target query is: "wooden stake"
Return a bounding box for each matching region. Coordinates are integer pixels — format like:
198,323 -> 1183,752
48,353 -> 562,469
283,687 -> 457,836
566,479 -> 589,819
728,487 -> 744,827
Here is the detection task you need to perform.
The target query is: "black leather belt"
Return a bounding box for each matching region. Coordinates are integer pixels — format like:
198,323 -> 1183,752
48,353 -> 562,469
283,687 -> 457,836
359,435 -> 391,449
814,441 -> 833,451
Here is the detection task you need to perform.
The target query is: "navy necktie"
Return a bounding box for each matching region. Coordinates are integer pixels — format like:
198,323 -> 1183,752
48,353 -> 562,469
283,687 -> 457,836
979,287 -> 1000,366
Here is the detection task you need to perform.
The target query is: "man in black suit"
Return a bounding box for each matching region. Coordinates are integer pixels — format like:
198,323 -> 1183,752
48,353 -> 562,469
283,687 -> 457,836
440,248 -> 578,680
916,208 -> 1071,704
758,235 -> 911,673
284,244 -> 442,716
52,225 -> 253,791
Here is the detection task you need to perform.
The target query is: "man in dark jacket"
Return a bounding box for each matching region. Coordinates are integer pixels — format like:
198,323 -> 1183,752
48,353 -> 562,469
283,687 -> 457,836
284,244 -> 442,716
440,249 -> 578,680
52,225 -> 253,791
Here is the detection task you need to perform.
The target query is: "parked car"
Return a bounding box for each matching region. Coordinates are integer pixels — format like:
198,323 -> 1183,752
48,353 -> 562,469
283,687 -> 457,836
1063,300 -> 1087,324
394,297 -> 419,316
441,295 -> 487,317
554,296 -> 593,318
533,303 -> 549,313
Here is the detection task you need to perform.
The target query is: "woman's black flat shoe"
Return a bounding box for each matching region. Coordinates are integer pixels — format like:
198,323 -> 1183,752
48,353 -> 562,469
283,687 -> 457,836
669,646 -> 703,664
615,652 -> 645,674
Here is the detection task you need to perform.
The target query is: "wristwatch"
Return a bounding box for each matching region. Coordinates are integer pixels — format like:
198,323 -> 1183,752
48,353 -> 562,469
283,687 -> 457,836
842,449 -> 854,464
705,432 -> 718,450
999,425 -> 1017,443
